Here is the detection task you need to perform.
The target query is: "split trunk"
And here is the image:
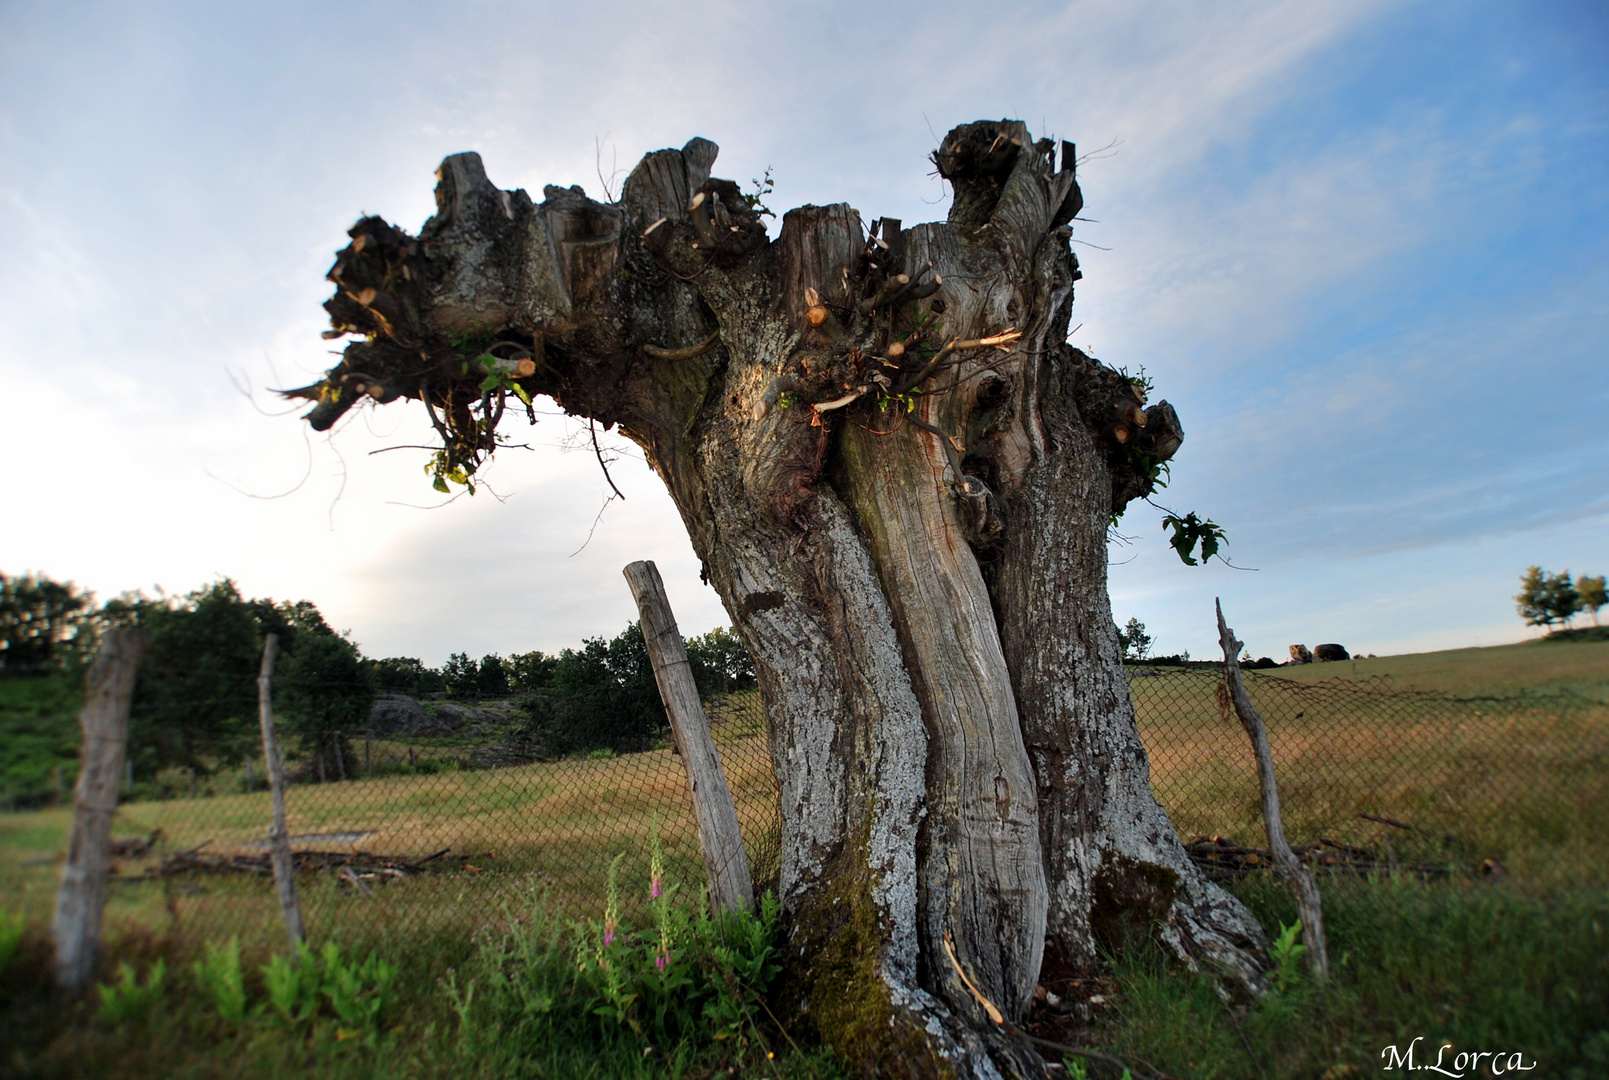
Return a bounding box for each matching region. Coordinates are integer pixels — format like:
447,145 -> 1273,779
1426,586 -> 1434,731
293,119 -> 1267,1076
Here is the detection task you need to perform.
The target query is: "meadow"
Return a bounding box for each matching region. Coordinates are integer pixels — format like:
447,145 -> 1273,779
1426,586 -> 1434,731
1,637 -> 1604,1078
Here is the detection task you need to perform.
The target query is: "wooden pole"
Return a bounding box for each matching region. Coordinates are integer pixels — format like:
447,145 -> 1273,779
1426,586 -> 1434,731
623,560 -> 754,913
1215,599 -> 1329,982
52,627 -> 146,994
257,634 -> 305,950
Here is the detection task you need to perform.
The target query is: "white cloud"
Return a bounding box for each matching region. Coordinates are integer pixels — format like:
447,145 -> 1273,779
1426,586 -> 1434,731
1,0 -> 1600,665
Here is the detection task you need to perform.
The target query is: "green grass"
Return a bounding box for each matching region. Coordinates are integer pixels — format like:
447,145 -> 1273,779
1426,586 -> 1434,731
0,884 -> 846,1080
1089,874 -> 1609,1078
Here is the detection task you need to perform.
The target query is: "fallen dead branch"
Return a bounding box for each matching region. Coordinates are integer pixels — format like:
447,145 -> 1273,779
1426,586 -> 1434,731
137,846 -> 468,883
1183,835 -> 1451,882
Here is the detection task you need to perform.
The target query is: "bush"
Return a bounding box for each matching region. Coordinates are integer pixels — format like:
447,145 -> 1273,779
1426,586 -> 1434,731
515,623 -> 666,756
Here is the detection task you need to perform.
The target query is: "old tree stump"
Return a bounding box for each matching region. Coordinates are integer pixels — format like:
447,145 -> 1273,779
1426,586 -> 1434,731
283,120 -> 1267,1077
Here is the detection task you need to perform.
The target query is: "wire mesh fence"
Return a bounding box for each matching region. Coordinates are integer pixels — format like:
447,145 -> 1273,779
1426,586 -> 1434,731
3,665 -> 1603,952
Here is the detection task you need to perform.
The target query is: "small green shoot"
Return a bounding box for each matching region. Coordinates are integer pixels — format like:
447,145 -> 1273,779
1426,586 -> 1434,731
0,910 -> 24,978
262,943 -> 322,1027
96,958 -> 167,1026
1270,920 -> 1308,993
319,941 -> 398,1045
192,936 -> 248,1025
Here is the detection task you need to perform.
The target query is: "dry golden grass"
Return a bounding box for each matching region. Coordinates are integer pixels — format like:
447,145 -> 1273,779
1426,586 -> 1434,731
3,648 -> 1603,950
1133,668 -> 1607,884
1262,636 -> 1609,698
0,714 -> 781,949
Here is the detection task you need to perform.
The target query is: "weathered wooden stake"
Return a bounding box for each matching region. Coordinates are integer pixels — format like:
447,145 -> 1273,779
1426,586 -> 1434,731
257,634 -> 305,950
52,627 -> 146,994
1216,599 -> 1329,982
624,560 -> 754,914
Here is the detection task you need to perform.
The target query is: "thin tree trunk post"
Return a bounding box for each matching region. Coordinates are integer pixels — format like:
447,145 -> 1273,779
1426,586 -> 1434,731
257,634 -> 305,950
623,560 -> 754,914
52,627 -> 146,994
1215,599 -> 1329,981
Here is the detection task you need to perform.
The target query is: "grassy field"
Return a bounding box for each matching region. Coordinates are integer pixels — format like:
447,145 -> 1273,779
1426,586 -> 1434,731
1133,659 -> 1607,885
1263,635 -> 1609,699
0,713 -> 782,952
2,638 -> 1605,1077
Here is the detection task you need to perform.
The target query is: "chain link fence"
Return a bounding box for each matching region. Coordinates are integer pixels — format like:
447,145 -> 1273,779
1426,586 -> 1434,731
3,665 -> 1603,952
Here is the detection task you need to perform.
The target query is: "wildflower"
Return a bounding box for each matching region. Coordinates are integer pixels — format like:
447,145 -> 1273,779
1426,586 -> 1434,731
648,813 -> 665,901
655,948 -> 669,972
603,852 -> 624,947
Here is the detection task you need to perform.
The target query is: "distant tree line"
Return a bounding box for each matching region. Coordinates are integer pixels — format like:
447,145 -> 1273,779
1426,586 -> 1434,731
1516,567 -> 1606,631
1,570 -> 758,800
372,623 -> 756,756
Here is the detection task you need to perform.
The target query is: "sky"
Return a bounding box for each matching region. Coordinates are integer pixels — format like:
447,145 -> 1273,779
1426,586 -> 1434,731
1,0 -> 1604,665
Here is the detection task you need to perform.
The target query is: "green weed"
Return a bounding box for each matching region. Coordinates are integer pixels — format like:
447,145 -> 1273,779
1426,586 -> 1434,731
318,940 -> 398,1044
262,942 -> 323,1026
449,848 -> 785,1072
0,908 -> 24,977
192,936 -> 248,1025
96,958 -> 167,1026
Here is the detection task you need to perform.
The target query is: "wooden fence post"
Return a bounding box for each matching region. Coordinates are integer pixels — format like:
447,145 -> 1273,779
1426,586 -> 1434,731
257,634 -> 306,950
623,560 -> 754,914
1216,599 -> 1329,982
52,627 -> 147,994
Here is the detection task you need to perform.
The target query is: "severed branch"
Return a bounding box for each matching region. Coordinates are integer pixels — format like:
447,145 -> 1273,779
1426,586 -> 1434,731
643,328 -> 722,361
1215,599 -> 1329,982
812,387 -> 869,414
892,330 -> 1022,397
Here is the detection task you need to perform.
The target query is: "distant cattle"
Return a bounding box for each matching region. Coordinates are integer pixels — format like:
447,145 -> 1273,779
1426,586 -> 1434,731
1314,644 -> 1350,662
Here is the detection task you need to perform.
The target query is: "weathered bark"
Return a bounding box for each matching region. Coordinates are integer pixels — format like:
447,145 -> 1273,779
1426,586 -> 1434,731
257,634 -> 305,951
287,119 -> 1267,1076
1216,601 -> 1326,981
624,559 -> 754,914
53,628 -> 146,993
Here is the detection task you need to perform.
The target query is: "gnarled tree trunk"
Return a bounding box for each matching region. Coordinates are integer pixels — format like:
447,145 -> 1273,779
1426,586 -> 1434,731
287,119 -> 1267,1077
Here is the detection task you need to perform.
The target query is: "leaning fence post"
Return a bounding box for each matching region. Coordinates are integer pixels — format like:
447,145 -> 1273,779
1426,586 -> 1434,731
623,560 -> 754,914
52,627 -> 147,994
257,634 -> 305,950
1215,599 -> 1329,981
